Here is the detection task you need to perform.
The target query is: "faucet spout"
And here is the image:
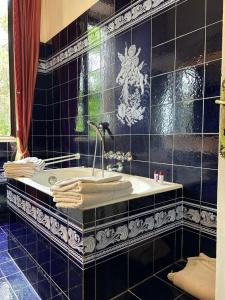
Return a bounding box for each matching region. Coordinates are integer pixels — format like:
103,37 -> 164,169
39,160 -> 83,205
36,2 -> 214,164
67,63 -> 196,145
87,120 -> 105,178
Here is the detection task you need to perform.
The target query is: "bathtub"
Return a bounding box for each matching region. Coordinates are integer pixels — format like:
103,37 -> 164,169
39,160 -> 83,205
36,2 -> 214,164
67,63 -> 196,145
17,167 -> 182,209
7,166 -> 184,300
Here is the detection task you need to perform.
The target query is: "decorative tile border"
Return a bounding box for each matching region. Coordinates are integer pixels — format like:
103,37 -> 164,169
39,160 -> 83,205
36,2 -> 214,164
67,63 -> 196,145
7,186 -> 217,266
7,187 -> 84,265
84,202 -> 183,262
7,186 -> 183,264
0,171 -> 6,183
183,201 -> 217,236
88,202 -> 182,253
38,0 -> 180,73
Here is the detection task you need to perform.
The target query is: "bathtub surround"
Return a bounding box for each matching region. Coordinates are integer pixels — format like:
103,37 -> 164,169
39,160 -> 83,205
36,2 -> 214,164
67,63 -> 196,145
7,177 -> 183,299
7,171 -> 218,299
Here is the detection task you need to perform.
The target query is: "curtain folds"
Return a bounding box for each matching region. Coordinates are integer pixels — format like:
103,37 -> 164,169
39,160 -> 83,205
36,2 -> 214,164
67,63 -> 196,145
13,0 -> 41,159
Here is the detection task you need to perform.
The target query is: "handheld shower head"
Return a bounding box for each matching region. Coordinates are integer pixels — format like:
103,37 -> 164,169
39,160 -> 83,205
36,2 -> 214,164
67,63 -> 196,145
87,121 -> 104,141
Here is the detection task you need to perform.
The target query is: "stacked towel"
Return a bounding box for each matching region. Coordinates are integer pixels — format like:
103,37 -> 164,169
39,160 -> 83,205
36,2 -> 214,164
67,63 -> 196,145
168,253 -> 216,300
50,175 -> 133,208
4,157 -> 45,178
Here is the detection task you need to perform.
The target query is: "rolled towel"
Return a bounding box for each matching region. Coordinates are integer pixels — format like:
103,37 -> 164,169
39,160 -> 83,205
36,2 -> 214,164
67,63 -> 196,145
53,187 -> 133,208
50,175 -> 123,192
168,253 -> 216,300
52,180 -> 132,194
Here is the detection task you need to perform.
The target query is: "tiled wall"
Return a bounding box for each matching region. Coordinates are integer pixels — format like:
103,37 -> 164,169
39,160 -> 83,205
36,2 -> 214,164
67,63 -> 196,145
31,0 -> 222,257
0,142 -> 16,215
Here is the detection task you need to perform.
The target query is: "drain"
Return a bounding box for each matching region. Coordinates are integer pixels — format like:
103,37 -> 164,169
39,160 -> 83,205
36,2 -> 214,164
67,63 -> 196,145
48,176 -> 57,185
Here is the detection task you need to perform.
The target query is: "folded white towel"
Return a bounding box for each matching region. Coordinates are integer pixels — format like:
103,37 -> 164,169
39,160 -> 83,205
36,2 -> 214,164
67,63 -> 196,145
4,157 -> 45,172
4,172 -> 35,178
50,175 -> 123,192
51,175 -> 123,191
3,157 -> 45,178
56,202 -> 83,208
168,253 -> 216,300
53,187 -> 133,208
51,180 -> 132,194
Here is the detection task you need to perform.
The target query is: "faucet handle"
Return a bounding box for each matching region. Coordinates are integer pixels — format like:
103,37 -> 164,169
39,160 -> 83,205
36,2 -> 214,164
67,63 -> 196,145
106,162 -> 123,172
104,151 -> 114,159
125,152 -> 133,162
115,151 -> 125,161
104,151 -> 109,159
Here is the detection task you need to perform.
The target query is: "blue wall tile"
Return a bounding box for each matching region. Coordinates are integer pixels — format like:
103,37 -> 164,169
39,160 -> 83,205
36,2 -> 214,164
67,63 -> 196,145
152,40 -> 175,76
176,0 -> 205,36
173,134 -> 202,167
150,135 -> 173,164
176,29 -> 205,69
29,0 -> 221,273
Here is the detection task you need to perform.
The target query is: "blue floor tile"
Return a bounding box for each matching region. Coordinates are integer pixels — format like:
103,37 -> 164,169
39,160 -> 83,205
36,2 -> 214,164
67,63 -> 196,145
0,277 -> 18,299
0,269 -> 4,279
0,261 -> 20,277
116,291 -> 140,299
8,247 -> 25,260
52,293 -> 68,299
0,241 -> 8,252
7,272 -> 29,291
15,286 -> 41,300
0,251 -> 12,264
1,225 -> 9,233
0,233 -> 7,243
131,276 -> 182,300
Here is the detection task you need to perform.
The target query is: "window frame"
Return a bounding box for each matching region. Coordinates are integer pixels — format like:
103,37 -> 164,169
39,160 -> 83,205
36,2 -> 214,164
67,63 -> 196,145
0,0 -> 16,141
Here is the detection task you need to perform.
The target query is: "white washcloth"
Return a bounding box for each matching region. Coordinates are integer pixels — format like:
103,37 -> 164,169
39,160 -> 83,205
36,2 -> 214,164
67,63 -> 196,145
50,175 -> 123,192
168,253 -> 216,300
54,187 -> 133,208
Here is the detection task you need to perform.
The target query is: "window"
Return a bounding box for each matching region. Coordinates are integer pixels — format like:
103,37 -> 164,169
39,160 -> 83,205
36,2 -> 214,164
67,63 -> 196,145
76,24 -> 101,136
0,0 -> 15,138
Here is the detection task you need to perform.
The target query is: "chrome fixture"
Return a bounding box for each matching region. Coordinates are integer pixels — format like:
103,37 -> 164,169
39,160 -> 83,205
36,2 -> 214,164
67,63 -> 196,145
124,152 -> 133,162
44,153 -> 80,167
106,162 -> 123,172
104,151 -> 133,162
48,176 -> 58,185
87,120 -> 105,178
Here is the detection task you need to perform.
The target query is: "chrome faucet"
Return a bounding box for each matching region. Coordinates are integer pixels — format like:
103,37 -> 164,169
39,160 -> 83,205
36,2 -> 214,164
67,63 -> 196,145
106,162 -> 123,172
87,121 -> 105,178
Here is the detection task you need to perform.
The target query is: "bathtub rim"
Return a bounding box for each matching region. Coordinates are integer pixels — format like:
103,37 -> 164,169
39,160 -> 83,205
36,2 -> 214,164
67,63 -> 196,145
13,167 -> 183,209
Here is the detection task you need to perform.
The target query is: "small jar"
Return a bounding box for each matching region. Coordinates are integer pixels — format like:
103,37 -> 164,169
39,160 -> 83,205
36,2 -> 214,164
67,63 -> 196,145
154,170 -> 159,182
159,171 -> 164,184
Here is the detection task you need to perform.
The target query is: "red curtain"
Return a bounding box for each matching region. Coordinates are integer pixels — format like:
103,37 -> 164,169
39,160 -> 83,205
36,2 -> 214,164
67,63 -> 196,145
13,0 -> 41,159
